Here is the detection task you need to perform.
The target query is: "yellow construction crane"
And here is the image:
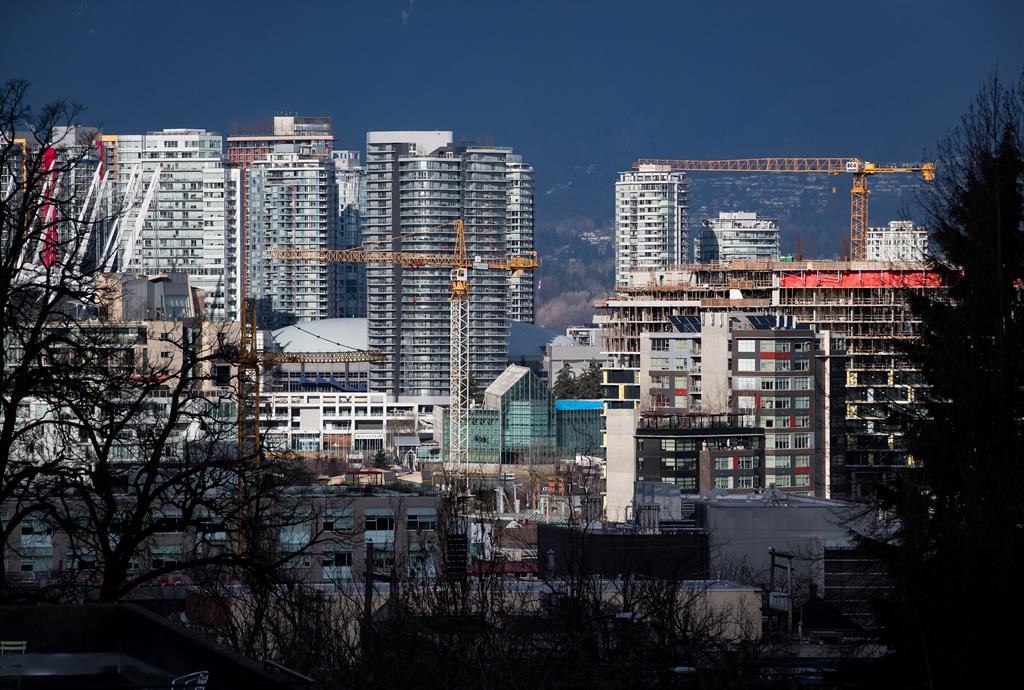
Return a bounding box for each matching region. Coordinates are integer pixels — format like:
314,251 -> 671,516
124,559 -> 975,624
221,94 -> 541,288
235,299 -> 385,465
633,158 -> 936,261
270,219 -> 540,484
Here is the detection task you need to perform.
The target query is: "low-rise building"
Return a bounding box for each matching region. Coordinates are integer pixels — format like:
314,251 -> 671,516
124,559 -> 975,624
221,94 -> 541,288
695,211 -> 780,263
440,366 -> 606,466
634,413 -> 766,493
3,484 -> 443,588
260,391 -> 433,462
865,220 -> 928,262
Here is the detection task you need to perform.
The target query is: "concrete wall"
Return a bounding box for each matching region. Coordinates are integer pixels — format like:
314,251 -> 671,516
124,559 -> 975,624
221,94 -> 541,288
605,407 -> 639,521
699,313 -> 731,413
695,493 -> 861,592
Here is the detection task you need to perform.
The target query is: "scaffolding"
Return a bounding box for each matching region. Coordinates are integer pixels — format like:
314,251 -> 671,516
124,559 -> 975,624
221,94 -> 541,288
598,260 -> 945,497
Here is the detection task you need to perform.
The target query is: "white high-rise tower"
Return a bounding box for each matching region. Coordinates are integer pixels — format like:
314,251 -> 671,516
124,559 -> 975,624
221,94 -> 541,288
614,164 -> 687,287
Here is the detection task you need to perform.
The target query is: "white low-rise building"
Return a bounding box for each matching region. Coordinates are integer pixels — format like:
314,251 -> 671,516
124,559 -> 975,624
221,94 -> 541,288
261,391 -> 434,462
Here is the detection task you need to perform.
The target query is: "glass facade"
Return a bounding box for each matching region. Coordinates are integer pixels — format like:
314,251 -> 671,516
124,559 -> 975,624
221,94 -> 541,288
441,367 -> 601,463
248,147 -> 339,328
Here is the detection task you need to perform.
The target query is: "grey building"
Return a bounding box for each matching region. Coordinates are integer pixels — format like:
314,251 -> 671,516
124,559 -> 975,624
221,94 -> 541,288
364,131 -> 534,397
730,316 -> 818,492
248,145 -> 339,328
695,212 -> 780,263
637,313 -> 844,496
333,150 -> 366,318
865,219 -> 928,262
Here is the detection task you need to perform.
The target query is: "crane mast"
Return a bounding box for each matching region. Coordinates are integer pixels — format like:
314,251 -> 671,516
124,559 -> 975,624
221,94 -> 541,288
633,157 -> 936,261
234,298 -> 385,465
270,219 -> 540,488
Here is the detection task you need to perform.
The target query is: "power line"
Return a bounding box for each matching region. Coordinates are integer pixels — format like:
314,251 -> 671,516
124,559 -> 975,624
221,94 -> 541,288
287,322 -> 362,353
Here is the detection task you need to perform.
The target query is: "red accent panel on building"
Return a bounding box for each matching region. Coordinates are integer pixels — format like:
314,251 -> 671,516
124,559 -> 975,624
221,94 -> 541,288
759,352 -> 791,359
779,270 -> 943,288
794,466 -> 811,475
674,388 -> 688,395
40,147 -> 59,268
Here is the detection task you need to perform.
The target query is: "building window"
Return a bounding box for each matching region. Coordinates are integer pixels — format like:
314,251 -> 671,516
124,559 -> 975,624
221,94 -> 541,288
795,455 -> 811,468
738,359 -> 755,372
734,376 -> 755,390
714,476 -> 734,489
793,360 -> 809,371
794,433 -> 812,449
661,457 -> 696,471
150,544 -> 182,570
714,458 -> 732,471
663,476 -> 696,489
795,475 -> 810,486
661,439 -> 676,451
795,396 -> 810,409
371,546 -> 395,573
774,475 -> 792,487
406,507 -> 437,531
738,340 -> 756,353
364,510 -> 395,532
322,549 -> 352,567
737,476 -> 756,489
651,338 -> 669,352
152,509 -> 183,533
738,455 -> 759,469
323,508 -> 353,532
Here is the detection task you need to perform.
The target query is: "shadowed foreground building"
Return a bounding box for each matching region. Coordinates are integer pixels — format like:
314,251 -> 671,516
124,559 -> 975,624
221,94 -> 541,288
0,604 -> 306,688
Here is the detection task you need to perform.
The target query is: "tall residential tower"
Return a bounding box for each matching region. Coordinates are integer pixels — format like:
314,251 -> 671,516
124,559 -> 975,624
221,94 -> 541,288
333,150 -> 367,318
248,145 -> 339,328
102,129 -> 241,320
506,154 -> 535,323
226,117 -> 333,298
364,131 -> 534,398
614,165 -> 687,288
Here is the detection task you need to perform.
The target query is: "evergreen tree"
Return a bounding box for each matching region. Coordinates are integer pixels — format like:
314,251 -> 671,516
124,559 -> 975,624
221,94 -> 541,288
552,362 -> 577,399
576,362 -> 603,399
872,73 -> 1024,688
552,362 -> 603,400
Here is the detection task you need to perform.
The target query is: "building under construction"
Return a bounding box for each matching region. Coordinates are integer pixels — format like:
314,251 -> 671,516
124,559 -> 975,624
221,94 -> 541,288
597,260 -> 944,499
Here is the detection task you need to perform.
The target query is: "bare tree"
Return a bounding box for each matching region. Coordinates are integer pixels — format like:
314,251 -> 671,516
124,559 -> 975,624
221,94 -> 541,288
0,81 -> 324,605
0,79 -> 122,598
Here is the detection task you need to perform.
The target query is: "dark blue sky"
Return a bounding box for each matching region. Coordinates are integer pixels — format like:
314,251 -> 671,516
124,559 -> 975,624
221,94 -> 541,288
5,0 -> 1023,223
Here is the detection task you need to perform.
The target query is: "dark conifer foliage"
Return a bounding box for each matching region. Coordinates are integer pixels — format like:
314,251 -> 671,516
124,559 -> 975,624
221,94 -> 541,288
873,72 -> 1024,689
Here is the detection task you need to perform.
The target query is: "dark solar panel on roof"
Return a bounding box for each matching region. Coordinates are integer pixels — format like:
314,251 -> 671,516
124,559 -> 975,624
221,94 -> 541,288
746,315 -> 777,330
668,315 -> 701,333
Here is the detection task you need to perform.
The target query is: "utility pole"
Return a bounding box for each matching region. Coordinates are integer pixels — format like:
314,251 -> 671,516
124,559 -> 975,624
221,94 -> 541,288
362,542 -> 375,649
768,547 -> 796,639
